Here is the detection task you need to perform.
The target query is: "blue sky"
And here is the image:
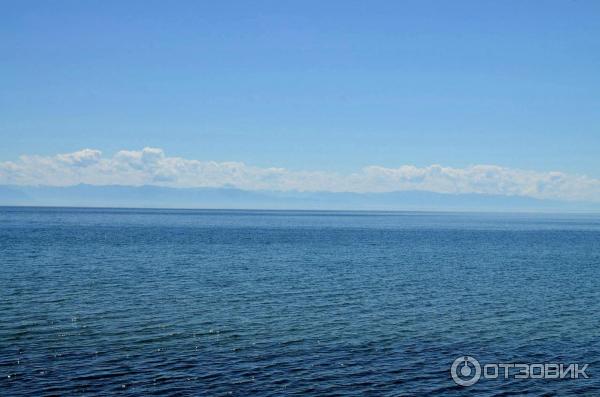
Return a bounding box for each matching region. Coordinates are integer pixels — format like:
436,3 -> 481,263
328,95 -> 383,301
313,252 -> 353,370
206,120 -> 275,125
1,0 -> 599,182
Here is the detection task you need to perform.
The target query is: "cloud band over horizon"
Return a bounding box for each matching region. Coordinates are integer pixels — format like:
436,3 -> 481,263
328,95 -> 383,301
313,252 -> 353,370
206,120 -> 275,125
1,147 -> 599,202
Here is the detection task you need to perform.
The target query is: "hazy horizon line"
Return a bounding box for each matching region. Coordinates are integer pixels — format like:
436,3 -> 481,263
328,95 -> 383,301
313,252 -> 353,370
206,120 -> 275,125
2,147 -> 600,203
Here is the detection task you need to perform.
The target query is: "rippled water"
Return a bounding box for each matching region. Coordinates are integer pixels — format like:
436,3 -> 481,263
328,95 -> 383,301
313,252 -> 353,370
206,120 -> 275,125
1,207 -> 600,396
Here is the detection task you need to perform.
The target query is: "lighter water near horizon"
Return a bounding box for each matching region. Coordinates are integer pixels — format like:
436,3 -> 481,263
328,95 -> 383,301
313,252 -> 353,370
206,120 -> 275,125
1,207 -> 600,396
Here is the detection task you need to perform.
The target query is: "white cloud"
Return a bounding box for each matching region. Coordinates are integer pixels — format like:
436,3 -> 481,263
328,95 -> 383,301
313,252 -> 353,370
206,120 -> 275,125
56,148 -> 102,167
1,147 -> 599,202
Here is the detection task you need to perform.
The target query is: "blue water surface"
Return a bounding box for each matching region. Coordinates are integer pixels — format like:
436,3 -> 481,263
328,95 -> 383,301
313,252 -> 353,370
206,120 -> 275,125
1,207 -> 599,396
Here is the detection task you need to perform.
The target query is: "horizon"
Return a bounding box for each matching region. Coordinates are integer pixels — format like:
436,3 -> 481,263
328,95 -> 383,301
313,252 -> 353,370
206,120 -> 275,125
3,205 -> 600,216
1,146 -> 600,204
3,183 -> 600,212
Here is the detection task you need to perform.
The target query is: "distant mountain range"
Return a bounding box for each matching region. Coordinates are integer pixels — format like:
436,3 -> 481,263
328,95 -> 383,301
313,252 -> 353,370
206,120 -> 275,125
0,184 -> 598,212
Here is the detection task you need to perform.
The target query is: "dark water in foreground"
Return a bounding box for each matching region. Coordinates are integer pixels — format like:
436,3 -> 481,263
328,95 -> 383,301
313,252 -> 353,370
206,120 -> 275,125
1,207 -> 600,396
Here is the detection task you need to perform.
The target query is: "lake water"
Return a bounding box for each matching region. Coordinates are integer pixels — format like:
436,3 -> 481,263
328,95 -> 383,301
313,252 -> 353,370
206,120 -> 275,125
1,207 -> 599,395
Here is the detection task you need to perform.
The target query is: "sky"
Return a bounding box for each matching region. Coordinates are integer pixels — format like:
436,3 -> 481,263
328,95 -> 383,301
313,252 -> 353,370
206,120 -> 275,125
1,1 -> 600,201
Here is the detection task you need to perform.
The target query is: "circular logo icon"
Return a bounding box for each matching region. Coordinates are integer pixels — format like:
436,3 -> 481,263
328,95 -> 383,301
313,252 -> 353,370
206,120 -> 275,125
451,356 -> 481,386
